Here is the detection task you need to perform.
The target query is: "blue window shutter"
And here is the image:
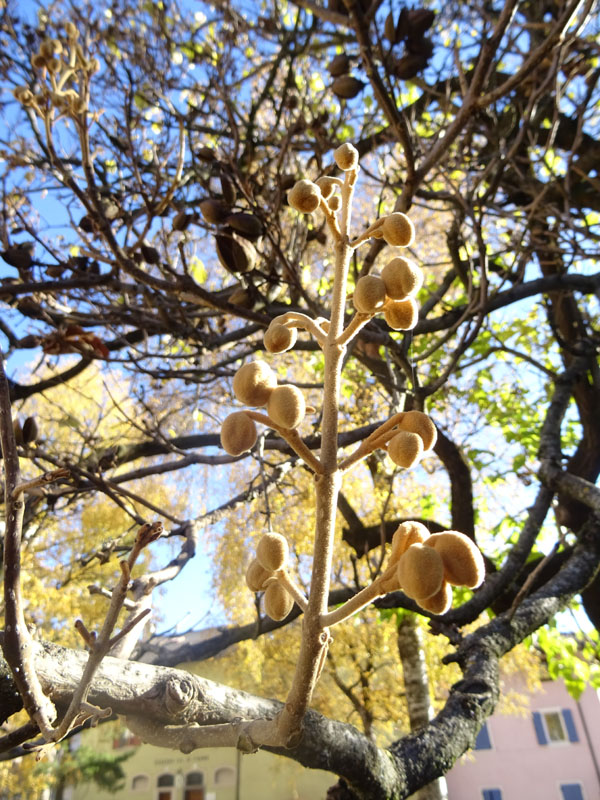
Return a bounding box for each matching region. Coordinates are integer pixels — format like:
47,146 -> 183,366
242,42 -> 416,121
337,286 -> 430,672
562,709 -> 579,742
560,783 -> 584,800
532,711 -> 548,744
474,723 -> 492,750
482,790 -> 502,800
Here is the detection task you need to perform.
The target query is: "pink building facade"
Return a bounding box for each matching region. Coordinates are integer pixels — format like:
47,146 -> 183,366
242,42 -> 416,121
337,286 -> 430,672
445,680 -> 600,800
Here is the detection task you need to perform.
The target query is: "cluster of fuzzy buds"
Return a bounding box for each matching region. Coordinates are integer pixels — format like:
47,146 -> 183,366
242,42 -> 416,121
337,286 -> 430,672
385,410 -> 437,469
287,143 -> 359,219
353,248 -> 423,333
386,521 -> 485,614
12,24 -> 98,118
245,532 -> 295,621
220,360 -> 307,455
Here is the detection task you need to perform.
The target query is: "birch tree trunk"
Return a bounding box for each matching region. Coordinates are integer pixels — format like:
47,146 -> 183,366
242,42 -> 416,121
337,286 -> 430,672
397,615 -> 448,800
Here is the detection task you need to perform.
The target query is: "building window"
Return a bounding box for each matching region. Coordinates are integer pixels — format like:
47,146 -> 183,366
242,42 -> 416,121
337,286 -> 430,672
157,773 -> 175,800
132,774 -> 149,791
560,784 -> 584,800
184,771 -> 204,800
482,790 -> 502,800
214,766 -> 236,786
474,722 -> 492,750
532,709 -> 579,745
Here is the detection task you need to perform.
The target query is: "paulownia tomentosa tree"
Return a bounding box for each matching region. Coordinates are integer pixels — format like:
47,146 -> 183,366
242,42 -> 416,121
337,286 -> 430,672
1,0 -> 600,797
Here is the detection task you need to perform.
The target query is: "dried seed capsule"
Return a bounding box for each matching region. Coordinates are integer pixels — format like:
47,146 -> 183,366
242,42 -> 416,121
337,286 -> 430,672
288,180 -> 322,213
220,412 -> 258,456
267,385 -> 306,429
328,53 -> 351,76
387,430 -> 423,468
417,580 -> 452,614
390,520 -> 430,564
199,198 -> 230,225
12,418 -> 24,446
397,543 -> 444,600
246,558 -> 272,592
425,531 -> 485,588
31,53 -> 47,70
399,410 -> 437,450
334,142 -> 359,171
384,297 -> 419,330
22,416 -> 39,445
381,213 -> 415,247
316,177 -> 337,198
256,532 -> 289,571
225,212 -> 264,240
264,323 -> 297,354
65,22 -> 79,40
331,75 -> 365,99
232,360 -> 277,407
328,195 -> 341,212
353,275 -> 387,314
215,233 -> 257,273
264,582 -> 294,621
381,257 -> 423,299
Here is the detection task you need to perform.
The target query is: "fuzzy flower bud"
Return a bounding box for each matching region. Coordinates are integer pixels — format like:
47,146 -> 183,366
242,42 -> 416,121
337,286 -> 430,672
264,323 -> 297,354
315,176 -> 337,199
381,256 -> 423,299
381,213 -> 415,247
425,531 -> 485,588
353,275 -> 387,314
267,384 -> 306,430
288,180 -> 322,214
264,582 -> 294,621
232,360 -> 277,407
399,410 -> 437,450
246,558 -> 272,592
417,581 -> 452,614
397,543 -> 444,601
387,430 -> 423,468
256,532 -> 289,572
390,520 -> 430,565
334,142 -> 359,171
384,297 -> 419,330
220,411 -> 258,456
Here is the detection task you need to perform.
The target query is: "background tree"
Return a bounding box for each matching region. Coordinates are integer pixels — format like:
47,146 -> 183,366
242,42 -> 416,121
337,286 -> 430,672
1,0 -> 600,798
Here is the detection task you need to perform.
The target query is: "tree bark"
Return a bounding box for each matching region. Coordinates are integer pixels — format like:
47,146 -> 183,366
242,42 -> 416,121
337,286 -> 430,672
397,616 -> 447,800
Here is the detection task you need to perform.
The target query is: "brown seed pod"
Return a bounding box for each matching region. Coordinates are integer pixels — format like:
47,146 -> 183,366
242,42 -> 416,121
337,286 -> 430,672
220,412 -> 258,456
390,520 -> 430,564
225,212 -> 264,240
22,416 -> 39,445
328,54 -> 351,76
267,385 -> 306,429
229,287 -> 252,307
416,580 -> 452,614
383,297 -> 419,331
384,11 -> 397,43
315,177 -> 337,199
264,323 -> 298,354
288,180 -> 322,213
328,195 -> 342,212
425,531 -> 485,588
232,360 -> 277,407
334,142 -> 359,171
141,243 -> 160,264
332,76 -> 365,100
387,430 -> 423,468
12,418 -> 24,446
264,582 -> 294,621
220,174 -> 237,205
399,410 -> 437,450
381,257 -> 423,299
397,544 -> 444,600
215,233 -> 257,273
353,275 -> 387,314
199,198 -> 231,225
381,213 -> 415,247
246,558 -> 272,592
256,531 -> 289,571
